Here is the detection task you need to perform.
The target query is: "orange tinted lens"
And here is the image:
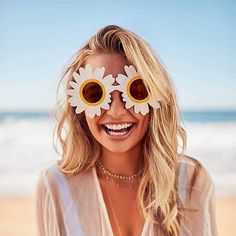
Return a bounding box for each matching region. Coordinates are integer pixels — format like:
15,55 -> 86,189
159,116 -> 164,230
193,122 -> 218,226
82,82 -> 103,103
130,79 -> 148,100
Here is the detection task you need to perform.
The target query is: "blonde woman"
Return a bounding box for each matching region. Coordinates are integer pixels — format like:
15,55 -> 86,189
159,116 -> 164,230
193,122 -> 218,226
35,25 -> 218,236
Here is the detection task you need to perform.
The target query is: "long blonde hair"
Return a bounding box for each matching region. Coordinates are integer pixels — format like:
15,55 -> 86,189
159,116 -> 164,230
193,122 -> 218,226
55,25 -> 188,235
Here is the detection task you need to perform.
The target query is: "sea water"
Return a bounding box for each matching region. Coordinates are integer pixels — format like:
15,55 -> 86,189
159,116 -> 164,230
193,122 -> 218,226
0,111 -> 236,197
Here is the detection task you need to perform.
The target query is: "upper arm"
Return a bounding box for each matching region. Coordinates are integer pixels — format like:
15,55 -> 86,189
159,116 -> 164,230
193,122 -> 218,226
35,170 -> 61,236
179,158 -> 218,236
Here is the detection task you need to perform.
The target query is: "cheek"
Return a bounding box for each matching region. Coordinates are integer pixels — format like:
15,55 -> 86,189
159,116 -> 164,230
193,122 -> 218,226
129,109 -> 150,131
136,114 -> 150,136
141,118 -> 150,136
138,112 -> 150,124
85,116 -> 100,136
143,113 -> 151,131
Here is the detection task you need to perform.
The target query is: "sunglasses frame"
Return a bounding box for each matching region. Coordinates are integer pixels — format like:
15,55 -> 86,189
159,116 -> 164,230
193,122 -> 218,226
68,64 -> 160,118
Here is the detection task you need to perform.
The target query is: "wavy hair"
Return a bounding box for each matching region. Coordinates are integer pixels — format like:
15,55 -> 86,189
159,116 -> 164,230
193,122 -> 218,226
55,25 -> 189,235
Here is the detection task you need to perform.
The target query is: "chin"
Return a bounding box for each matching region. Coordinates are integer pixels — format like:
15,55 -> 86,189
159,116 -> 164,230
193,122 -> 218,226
101,142 -> 137,155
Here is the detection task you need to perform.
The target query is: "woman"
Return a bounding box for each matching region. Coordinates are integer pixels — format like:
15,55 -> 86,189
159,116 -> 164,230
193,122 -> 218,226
35,25 -> 218,236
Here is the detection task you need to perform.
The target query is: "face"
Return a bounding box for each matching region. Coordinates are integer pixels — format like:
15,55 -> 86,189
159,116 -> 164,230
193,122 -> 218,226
85,53 -> 150,155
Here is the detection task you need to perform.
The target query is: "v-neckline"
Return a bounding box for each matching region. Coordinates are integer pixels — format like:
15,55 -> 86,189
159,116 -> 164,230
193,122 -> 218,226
92,167 -> 149,236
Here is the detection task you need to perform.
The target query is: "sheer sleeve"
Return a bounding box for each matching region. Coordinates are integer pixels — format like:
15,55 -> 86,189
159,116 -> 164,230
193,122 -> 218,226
183,165 -> 218,236
35,170 -> 61,236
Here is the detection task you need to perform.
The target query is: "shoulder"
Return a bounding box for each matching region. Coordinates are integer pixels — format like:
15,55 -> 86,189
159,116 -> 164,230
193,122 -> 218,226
36,163 -> 94,196
37,164 -> 60,184
35,164 -> 60,197
177,156 -> 218,235
177,154 -> 214,199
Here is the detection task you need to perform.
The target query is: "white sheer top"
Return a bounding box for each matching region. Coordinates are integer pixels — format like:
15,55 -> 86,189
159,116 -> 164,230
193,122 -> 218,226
35,156 -> 218,236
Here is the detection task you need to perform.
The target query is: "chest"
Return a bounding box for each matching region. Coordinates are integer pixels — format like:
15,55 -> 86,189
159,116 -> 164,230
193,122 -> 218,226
100,182 -> 145,236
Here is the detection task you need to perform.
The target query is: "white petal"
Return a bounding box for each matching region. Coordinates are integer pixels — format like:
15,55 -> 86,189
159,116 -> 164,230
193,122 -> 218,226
115,85 -> 123,92
103,74 -> 115,86
68,97 -> 83,107
69,81 -> 78,89
121,93 -> 126,99
148,98 -> 160,109
75,103 -> 86,114
139,103 -> 149,115
72,72 -> 83,83
79,67 -> 87,78
85,64 -> 93,77
106,93 -> 112,103
68,96 -> 78,103
94,108 -> 102,117
100,102 -> 110,110
107,85 -> 117,93
67,89 -> 76,96
116,74 -> 128,85
125,98 -> 134,109
124,65 -> 137,78
86,107 -> 101,118
70,101 -> 78,107
133,104 -> 142,114
94,67 -> 105,80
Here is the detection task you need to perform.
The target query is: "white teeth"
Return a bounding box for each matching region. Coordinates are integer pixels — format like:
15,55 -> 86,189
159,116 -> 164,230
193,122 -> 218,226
105,123 -> 132,130
108,131 -> 128,136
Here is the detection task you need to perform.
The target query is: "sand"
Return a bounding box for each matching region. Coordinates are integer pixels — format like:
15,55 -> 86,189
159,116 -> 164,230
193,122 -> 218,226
0,197 -> 235,236
0,198 -> 36,236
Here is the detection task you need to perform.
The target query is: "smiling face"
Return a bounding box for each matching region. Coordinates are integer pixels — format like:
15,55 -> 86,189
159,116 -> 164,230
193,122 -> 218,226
84,53 -> 150,155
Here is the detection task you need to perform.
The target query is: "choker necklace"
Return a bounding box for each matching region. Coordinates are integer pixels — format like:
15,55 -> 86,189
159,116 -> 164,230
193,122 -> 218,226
97,160 -> 144,189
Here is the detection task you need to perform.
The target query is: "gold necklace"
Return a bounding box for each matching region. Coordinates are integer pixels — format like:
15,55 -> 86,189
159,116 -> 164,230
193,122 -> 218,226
97,160 -> 143,189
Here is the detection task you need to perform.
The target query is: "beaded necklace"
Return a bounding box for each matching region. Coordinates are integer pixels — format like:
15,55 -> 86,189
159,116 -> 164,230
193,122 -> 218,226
97,160 -> 144,189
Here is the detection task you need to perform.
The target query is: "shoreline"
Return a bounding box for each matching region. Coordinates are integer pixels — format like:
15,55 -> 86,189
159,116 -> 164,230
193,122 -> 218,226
0,197 -> 235,236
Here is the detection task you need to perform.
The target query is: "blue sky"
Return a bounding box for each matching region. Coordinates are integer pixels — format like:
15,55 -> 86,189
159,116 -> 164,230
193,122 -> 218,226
0,0 -> 235,111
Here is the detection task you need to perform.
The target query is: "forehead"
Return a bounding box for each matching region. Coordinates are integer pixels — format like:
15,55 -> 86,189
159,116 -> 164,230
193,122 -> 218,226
86,53 -> 129,77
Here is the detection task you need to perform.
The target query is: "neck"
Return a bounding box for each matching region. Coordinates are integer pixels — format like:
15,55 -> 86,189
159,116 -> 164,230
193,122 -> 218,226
99,144 -> 143,177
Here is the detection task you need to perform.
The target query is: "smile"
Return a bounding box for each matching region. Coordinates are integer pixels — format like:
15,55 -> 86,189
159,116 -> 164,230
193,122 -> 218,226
102,123 -> 134,136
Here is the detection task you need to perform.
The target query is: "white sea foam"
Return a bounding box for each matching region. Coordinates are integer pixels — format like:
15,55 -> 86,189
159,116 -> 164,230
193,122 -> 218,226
0,118 -> 236,197
183,122 -> 236,196
0,118 -> 59,197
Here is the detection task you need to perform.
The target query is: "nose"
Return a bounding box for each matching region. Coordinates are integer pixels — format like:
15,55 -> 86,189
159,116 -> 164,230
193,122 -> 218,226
106,91 -> 127,117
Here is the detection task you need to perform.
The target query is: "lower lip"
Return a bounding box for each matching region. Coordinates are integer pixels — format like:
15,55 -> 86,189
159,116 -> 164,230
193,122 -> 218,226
102,125 -> 134,140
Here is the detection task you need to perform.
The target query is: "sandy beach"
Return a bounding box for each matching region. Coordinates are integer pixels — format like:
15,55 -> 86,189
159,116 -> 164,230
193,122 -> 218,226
0,197 -> 235,236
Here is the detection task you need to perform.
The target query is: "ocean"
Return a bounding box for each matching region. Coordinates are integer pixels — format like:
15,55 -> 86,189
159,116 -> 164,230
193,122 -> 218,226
0,111 -> 236,197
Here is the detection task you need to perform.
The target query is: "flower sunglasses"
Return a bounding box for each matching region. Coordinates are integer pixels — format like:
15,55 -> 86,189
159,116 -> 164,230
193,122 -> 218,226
67,64 -> 160,118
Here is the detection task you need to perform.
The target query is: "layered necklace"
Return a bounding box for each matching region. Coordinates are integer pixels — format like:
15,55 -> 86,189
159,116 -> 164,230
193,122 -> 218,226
97,159 -> 144,236
97,160 -> 144,189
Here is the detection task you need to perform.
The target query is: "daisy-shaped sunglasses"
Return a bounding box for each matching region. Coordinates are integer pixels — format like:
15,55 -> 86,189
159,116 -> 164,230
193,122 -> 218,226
67,64 -> 160,118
